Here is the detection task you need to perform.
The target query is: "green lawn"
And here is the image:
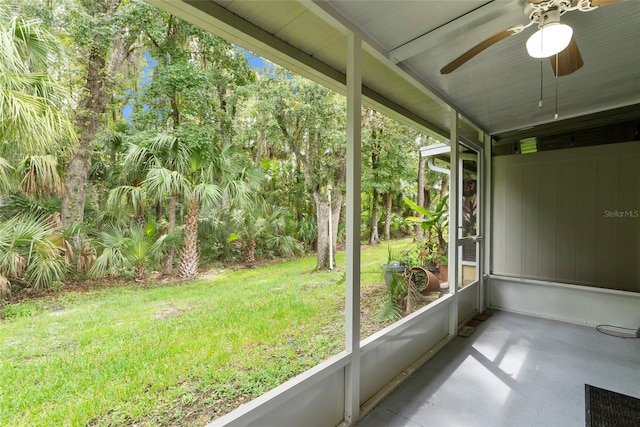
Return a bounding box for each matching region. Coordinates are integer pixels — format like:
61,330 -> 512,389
0,239 -> 415,426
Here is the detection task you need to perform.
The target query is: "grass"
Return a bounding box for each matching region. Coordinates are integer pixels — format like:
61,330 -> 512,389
0,238 -> 416,426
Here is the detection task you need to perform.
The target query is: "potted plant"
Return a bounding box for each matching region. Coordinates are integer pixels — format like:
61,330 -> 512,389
381,246 -> 407,289
375,245 -> 440,322
404,195 -> 449,282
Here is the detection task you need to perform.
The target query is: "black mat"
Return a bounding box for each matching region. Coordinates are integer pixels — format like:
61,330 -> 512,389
465,318 -> 483,328
457,325 -> 476,338
473,312 -> 493,321
585,384 -> 640,427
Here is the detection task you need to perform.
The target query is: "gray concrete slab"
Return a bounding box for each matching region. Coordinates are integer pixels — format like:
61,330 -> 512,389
358,310 -> 640,427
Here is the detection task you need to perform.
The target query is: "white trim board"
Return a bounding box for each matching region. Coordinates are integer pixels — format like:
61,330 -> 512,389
487,275 -> 640,329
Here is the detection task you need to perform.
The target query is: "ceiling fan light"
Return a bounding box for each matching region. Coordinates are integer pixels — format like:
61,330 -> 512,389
526,23 -> 573,58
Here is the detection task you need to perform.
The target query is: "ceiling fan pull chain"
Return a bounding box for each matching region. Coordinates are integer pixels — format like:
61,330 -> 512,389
554,53 -> 559,120
539,58 -> 544,107
539,29 -> 544,108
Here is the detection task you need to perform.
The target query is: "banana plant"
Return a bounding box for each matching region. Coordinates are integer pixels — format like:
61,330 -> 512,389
404,194 -> 449,266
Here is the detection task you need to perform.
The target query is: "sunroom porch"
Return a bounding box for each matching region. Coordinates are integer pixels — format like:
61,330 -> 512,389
358,308 -> 640,427
144,1 -> 640,426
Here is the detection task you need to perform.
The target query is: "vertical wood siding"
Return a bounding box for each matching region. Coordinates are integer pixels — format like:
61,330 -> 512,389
492,141 -> 640,292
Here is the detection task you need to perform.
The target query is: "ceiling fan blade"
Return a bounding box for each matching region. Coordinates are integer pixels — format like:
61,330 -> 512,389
550,36 -> 584,77
590,0 -> 624,6
440,29 -> 515,74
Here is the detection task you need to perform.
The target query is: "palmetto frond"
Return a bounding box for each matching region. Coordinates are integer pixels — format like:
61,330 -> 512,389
0,157 -> 13,193
76,242 -> 97,274
147,133 -> 194,171
266,234 -> 302,258
193,182 -> 222,211
127,228 -> 150,282
89,228 -> 130,278
3,193 -> 59,219
0,13 -> 75,151
24,250 -> 67,290
223,173 -> 255,210
123,143 -> 157,174
5,213 -> 53,246
0,250 -> 26,279
0,214 -> 67,289
0,83 -> 74,148
89,225 -> 172,280
107,185 -> 145,219
4,14 -> 62,71
145,167 -> 188,199
17,155 -> 63,197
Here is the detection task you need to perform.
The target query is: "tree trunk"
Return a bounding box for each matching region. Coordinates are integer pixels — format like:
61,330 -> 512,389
61,6 -> 128,227
178,197 -> 199,278
369,188 -> 380,244
163,195 -> 177,275
440,175 -> 448,201
425,186 -> 432,211
314,190 -> 342,270
243,239 -> 256,263
155,199 -> 162,222
61,47 -> 107,227
62,149 -> 91,227
0,275 -> 10,297
416,153 -> 426,239
134,264 -> 146,282
383,192 -> 393,241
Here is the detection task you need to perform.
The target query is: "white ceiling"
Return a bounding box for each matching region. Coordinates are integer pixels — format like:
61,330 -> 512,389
334,0 -> 640,134
148,0 -> 640,142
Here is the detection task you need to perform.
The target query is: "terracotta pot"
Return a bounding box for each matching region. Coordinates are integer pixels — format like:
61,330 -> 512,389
437,264 -> 448,283
410,266 -> 440,292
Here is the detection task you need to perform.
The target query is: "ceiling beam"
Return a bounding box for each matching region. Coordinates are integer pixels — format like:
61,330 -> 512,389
493,104 -> 640,145
307,0 -> 389,57
389,0 -> 518,64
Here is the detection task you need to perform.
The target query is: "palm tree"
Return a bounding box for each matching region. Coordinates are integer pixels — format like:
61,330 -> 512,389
0,7 -> 75,152
115,125 -> 257,279
107,125 -> 257,277
147,132 -> 257,278
169,153 -> 224,279
122,133 -> 192,275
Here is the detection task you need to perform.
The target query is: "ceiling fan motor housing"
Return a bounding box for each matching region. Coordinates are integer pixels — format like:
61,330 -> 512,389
525,4 -> 574,58
524,0 -> 573,22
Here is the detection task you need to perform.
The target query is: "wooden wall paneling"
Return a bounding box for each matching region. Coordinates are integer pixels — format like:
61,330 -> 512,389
538,161 -> 558,280
521,162 -> 540,278
491,159 -> 508,275
556,160 -> 577,282
575,158 -> 598,285
504,164 -> 523,276
492,141 -> 639,292
616,153 -> 640,292
595,155 -> 619,287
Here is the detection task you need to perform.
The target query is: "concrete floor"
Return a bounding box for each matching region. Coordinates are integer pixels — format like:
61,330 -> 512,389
358,310 -> 640,427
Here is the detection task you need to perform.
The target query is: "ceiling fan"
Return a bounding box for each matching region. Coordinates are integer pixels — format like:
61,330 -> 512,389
440,0 -> 624,76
